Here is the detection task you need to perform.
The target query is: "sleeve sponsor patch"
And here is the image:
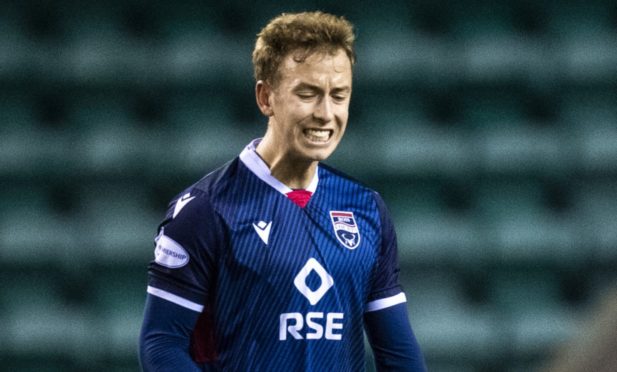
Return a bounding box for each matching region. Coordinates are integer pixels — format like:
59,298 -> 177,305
154,230 -> 190,268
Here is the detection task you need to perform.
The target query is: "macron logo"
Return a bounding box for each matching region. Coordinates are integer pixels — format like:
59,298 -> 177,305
253,221 -> 272,245
173,193 -> 195,219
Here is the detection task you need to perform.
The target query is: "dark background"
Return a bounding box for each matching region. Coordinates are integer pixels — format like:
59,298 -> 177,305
1,1 -> 617,371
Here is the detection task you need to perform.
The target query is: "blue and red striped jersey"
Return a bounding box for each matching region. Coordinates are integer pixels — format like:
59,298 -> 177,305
147,139 -> 406,371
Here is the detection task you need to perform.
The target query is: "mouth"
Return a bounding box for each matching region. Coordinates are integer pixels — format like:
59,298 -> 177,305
303,128 -> 333,143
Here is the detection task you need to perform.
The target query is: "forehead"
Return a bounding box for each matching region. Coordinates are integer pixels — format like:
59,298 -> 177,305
277,49 -> 352,87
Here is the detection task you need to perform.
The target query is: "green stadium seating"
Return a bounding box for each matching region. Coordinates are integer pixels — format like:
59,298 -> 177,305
1,1 -> 616,371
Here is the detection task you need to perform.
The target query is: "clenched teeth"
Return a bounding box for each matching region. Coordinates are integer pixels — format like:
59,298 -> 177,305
304,129 -> 331,142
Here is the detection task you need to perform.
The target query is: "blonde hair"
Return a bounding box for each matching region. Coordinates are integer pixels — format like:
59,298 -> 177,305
252,11 -> 355,85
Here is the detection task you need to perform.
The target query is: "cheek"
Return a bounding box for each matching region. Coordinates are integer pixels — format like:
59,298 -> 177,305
286,103 -> 314,128
274,102 -> 303,130
335,107 -> 350,127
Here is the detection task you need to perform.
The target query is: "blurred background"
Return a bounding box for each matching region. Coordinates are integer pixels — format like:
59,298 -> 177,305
1,0 -> 617,371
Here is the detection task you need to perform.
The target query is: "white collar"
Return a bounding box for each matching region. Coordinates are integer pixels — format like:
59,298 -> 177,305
239,139 -> 319,195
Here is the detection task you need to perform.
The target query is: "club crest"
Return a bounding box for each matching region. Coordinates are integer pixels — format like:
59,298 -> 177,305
330,211 -> 361,249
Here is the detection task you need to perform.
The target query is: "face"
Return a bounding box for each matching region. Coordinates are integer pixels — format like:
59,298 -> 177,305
260,48 -> 352,164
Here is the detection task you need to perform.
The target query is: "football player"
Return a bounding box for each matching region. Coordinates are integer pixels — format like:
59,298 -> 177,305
139,11 -> 426,371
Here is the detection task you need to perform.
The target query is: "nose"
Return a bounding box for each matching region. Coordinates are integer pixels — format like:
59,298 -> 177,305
313,97 -> 334,124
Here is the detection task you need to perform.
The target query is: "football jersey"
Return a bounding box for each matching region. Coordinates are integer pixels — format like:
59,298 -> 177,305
147,139 -> 407,371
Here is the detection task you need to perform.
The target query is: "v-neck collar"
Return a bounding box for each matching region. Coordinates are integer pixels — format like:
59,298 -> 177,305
239,139 -> 319,196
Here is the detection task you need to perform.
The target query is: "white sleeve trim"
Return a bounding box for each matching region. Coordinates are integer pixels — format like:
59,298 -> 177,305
365,292 -> 407,313
147,286 -> 204,313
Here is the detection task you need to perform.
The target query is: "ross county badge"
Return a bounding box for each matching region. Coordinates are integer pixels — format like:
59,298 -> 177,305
330,211 -> 361,249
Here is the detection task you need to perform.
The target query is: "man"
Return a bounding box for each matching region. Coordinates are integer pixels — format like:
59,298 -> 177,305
139,11 -> 426,371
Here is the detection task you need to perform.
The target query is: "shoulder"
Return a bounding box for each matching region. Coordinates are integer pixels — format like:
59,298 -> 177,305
319,163 -> 374,193
191,157 -> 242,198
318,163 -> 386,210
163,158 -> 242,222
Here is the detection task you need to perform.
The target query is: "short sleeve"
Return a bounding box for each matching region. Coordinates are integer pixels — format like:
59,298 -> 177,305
147,188 -> 224,313
365,192 -> 407,313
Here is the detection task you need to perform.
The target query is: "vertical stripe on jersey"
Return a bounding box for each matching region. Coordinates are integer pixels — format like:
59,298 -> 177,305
191,155 -> 389,371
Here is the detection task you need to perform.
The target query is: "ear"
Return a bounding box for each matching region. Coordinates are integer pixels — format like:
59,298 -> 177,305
255,80 -> 274,117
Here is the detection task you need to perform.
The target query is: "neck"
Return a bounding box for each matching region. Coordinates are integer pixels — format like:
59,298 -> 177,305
256,137 -> 317,190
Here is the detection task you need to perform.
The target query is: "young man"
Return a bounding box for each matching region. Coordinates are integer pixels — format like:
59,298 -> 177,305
139,11 -> 426,371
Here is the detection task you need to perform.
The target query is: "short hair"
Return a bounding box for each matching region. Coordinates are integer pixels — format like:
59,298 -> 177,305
252,11 -> 356,86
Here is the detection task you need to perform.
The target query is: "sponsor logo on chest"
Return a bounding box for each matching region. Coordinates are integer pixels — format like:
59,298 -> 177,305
280,258 -> 344,341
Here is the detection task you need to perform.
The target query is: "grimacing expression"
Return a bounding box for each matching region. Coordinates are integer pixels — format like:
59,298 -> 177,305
268,49 -> 352,163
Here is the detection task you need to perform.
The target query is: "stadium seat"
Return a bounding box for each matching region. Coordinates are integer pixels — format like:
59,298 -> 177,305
0,91 -> 38,133
0,91 -> 73,177
573,180 -> 617,261
69,91 -> 169,178
489,270 -> 581,358
161,6 -> 240,86
548,0 -> 617,81
91,270 -> 148,358
357,31 -> 451,86
0,268 -> 98,363
479,124 -> 566,173
162,88 -> 253,177
0,3 -> 27,79
576,122 -> 617,174
77,183 -> 159,264
404,271 -> 501,362
377,178 -> 483,265
396,210 -> 482,266
5,307 -> 95,361
475,179 -> 583,264
377,122 -> 474,177
463,90 -> 569,173
0,185 -> 81,265
548,1 -> 615,38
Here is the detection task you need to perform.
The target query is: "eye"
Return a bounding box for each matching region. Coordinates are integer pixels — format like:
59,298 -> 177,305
296,92 -> 316,100
332,94 -> 348,103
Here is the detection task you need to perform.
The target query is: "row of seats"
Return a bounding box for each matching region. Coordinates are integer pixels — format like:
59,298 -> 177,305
3,0 -> 616,41
3,123 -> 617,179
2,176 -> 614,220
1,265 -> 598,370
2,215 -> 613,269
2,179 -> 617,268
1,34 -> 616,86
0,281 -> 143,371
2,2 -> 615,371
3,86 -> 616,132
0,265 -> 595,315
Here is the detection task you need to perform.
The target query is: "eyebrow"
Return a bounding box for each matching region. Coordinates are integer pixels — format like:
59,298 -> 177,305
293,82 -> 351,94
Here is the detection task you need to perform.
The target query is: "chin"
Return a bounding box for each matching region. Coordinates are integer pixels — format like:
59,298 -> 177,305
304,147 -> 336,162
